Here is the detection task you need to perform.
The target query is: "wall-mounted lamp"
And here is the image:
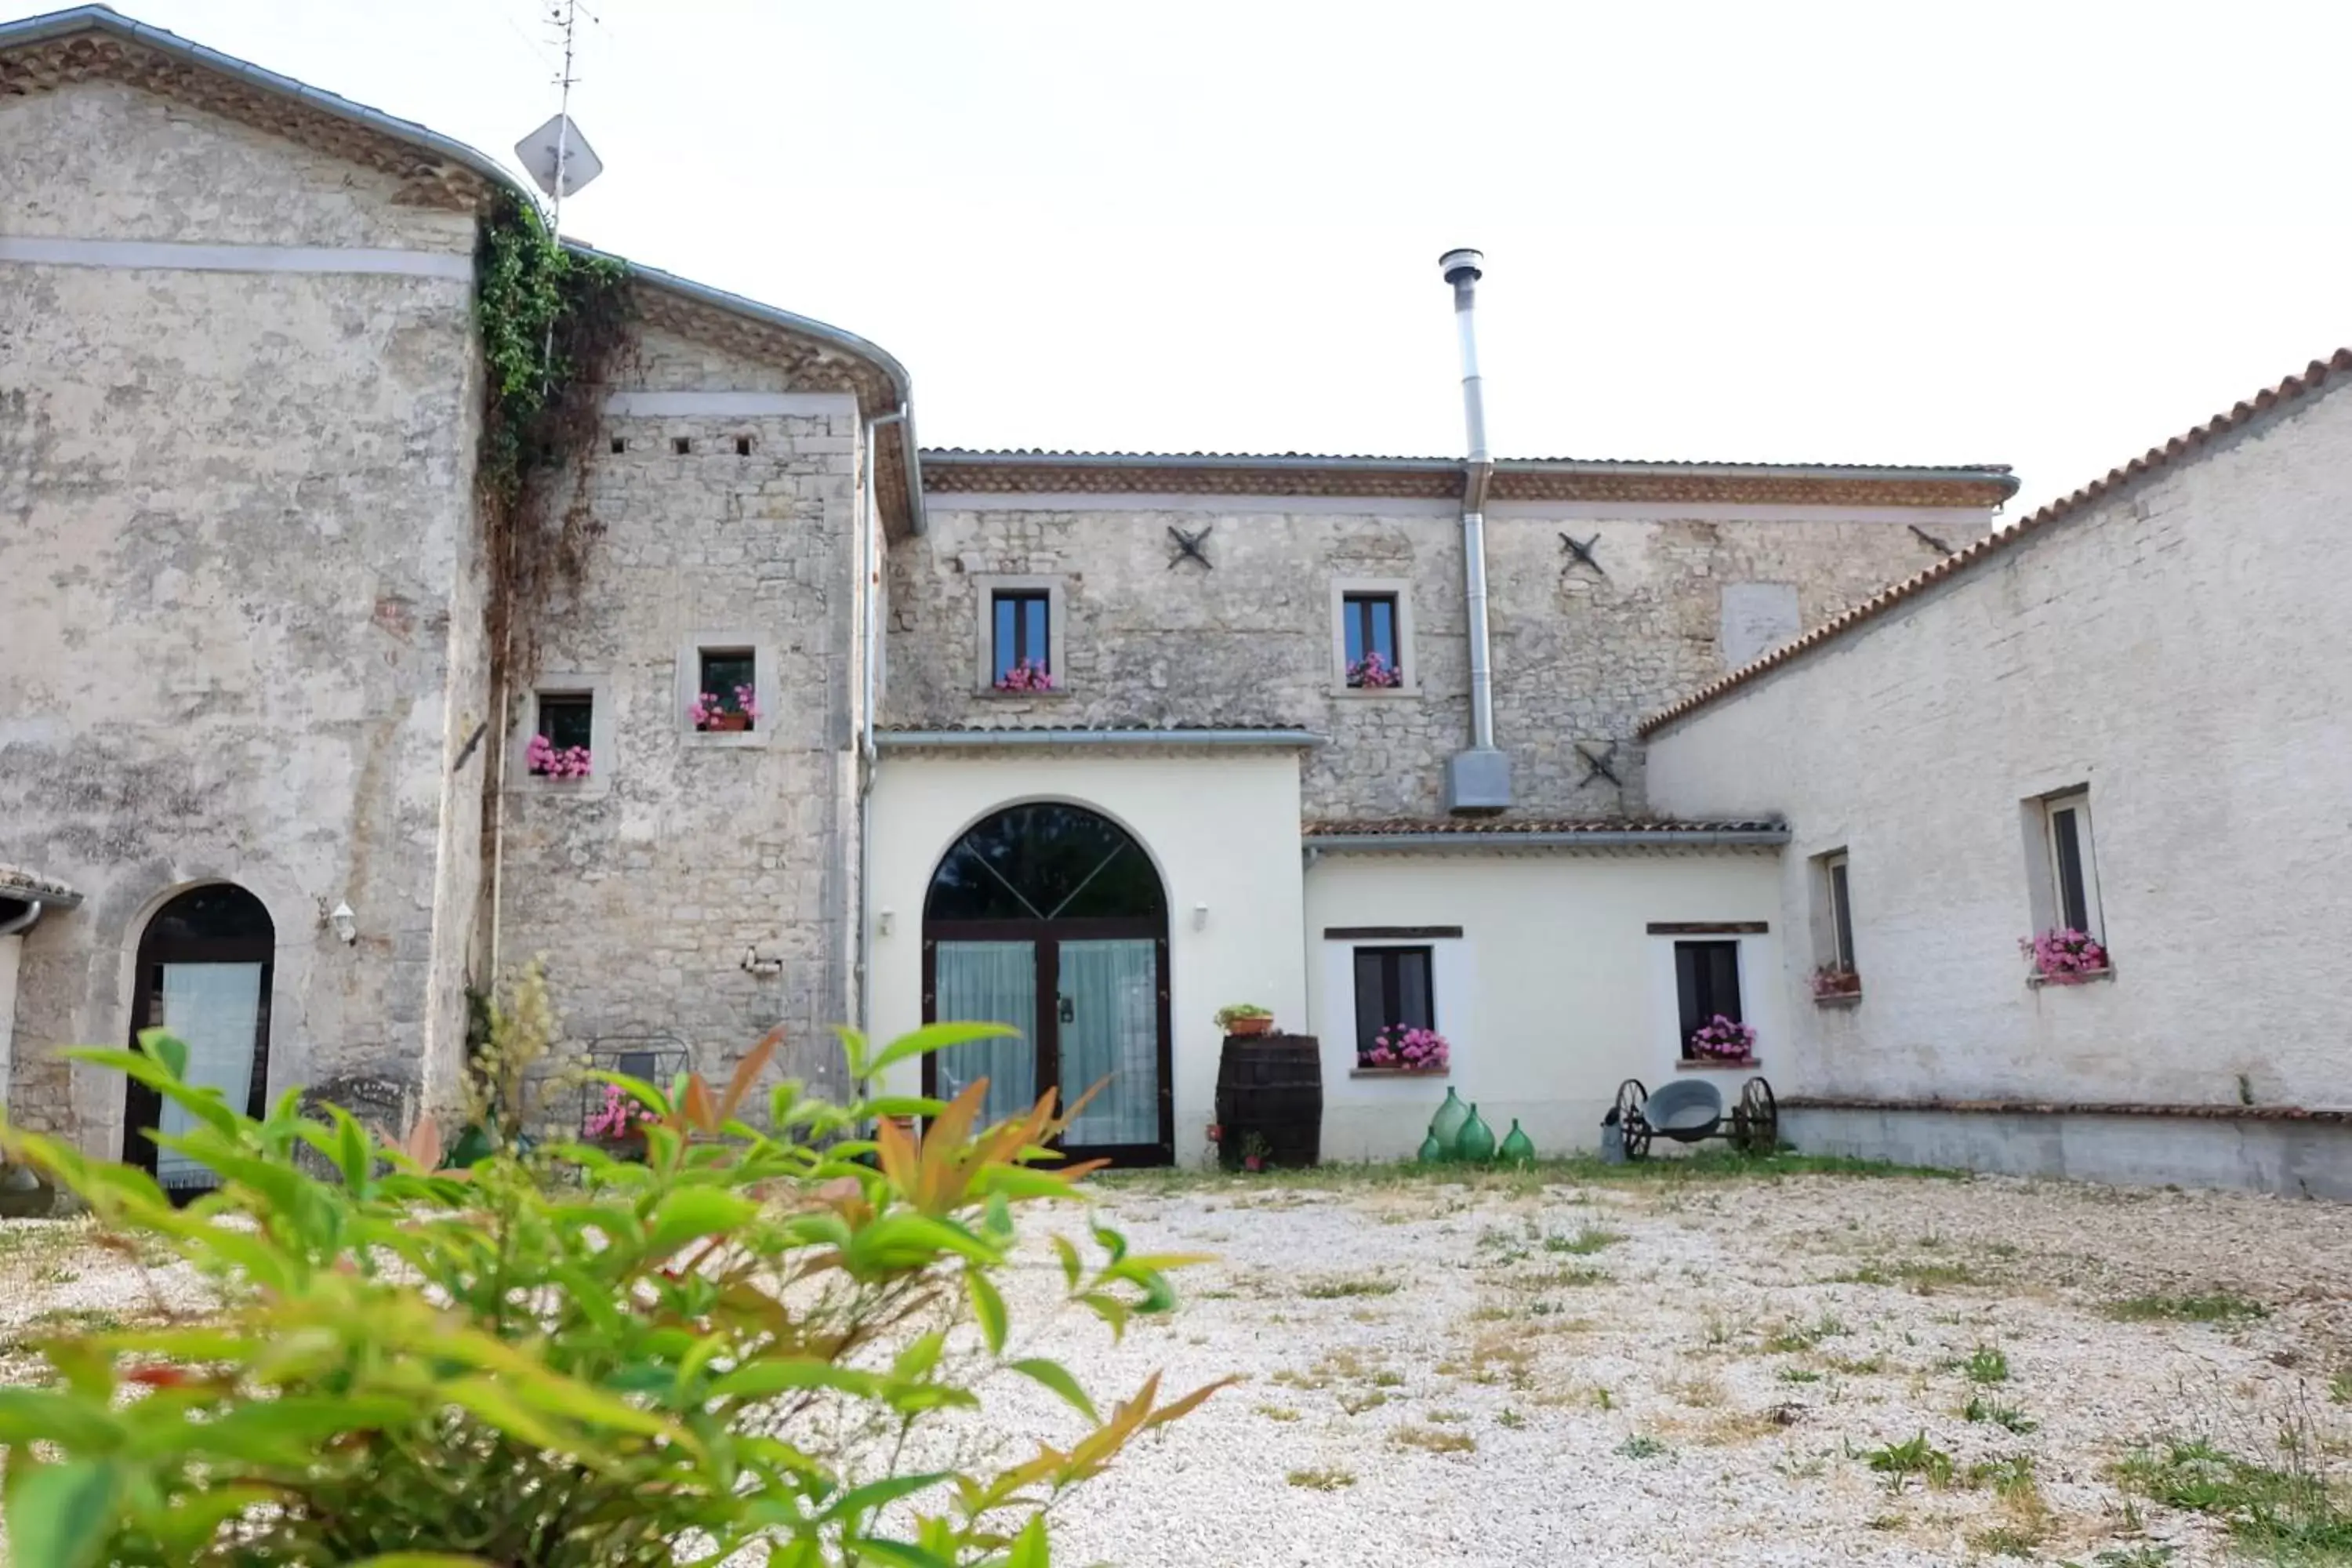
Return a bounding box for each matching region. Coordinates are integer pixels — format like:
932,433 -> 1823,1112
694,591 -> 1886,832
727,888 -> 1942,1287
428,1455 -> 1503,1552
329,902 -> 358,946
878,909 -> 896,937
1192,902 -> 1208,932
741,946 -> 784,979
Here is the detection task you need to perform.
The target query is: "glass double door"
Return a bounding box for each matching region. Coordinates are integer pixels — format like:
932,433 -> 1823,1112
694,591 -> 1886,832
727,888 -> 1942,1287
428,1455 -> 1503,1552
924,929 -> 1171,1167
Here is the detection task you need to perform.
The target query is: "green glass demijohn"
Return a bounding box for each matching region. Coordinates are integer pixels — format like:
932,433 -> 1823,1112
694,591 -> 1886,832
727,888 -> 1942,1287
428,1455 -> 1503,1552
1416,1129 -> 1445,1163
1454,1103 -> 1496,1163
1428,1089 -> 1471,1162
1498,1119 -> 1536,1166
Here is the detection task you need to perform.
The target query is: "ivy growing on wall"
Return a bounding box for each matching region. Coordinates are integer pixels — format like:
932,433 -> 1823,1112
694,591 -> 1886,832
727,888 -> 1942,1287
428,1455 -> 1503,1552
474,192 -> 633,691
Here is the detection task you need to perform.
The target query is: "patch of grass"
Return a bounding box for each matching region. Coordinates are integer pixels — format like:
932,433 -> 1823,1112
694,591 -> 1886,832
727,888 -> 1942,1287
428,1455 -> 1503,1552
1427,1408 -> 1470,1425
1964,1394 -> 2038,1434
1776,1367 -> 1824,1385
1966,1454 -> 2038,1497
1970,1525 -> 2043,1558
1336,1390 -> 1389,1415
1617,1434 -> 1669,1459
1301,1276 -> 1401,1300
2060,1548 -> 2175,1568
2113,1436 -> 2352,1555
1958,1345 -> 2010,1385
1496,1408 -> 1526,1429
1392,1424 -> 1477,1454
2333,1370 -> 2352,1406
1827,1352 -> 1888,1376
1663,1371 -> 1726,1409
1254,1404 -> 1301,1422
2103,1291 -> 2268,1325
1285,1467 -> 1356,1491
1865,1432 -> 1956,1490
1092,1149 -> 1960,1200
1766,1313 -> 1847,1353
1544,1225 -> 1623,1254
1370,1370 -> 1405,1388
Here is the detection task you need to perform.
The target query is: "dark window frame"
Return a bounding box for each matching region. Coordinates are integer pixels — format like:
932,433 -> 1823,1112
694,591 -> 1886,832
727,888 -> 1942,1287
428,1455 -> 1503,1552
1826,855 -> 1857,971
1341,591 -> 1402,685
695,647 -> 758,727
1673,939 -> 1744,1058
2050,804 -> 2090,933
992,590 -> 1052,683
1352,945 -> 1434,1061
535,691 -> 594,752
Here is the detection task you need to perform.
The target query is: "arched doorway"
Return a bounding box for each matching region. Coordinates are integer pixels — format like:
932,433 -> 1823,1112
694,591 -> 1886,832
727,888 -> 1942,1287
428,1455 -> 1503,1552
923,803 -> 1172,1167
124,884 -> 274,1194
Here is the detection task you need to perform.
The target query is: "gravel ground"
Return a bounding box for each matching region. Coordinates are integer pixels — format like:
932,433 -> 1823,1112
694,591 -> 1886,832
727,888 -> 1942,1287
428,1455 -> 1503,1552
2,1166 -> 2347,1566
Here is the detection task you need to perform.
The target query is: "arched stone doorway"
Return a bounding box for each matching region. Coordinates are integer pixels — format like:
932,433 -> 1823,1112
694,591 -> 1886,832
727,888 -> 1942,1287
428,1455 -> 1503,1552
123,884 -> 274,1194
922,803 -> 1172,1167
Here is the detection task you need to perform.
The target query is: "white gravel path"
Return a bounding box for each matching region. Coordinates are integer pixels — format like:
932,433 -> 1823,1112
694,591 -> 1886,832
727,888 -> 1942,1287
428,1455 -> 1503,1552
2,1167 -> 2347,1566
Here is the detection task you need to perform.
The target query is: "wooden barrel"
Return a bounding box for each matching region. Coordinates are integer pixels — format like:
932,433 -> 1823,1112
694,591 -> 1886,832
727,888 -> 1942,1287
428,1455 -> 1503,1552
1214,1032 -> 1323,1170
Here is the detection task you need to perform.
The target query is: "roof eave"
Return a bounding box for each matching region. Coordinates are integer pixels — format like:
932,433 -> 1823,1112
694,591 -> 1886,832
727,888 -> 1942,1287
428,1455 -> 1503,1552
1304,828 -> 1789,852
878,728 -> 1323,750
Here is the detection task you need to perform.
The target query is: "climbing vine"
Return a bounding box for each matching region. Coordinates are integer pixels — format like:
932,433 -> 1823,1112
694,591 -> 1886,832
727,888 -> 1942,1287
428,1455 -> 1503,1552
474,191 -> 633,693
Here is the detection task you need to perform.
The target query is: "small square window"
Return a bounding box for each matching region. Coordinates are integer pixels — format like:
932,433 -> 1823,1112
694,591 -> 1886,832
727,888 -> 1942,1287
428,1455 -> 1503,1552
1674,940 -> 1744,1058
1352,946 -> 1434,1063
735,434 -> 753,456
672,437 -> 691,456
1341,592 -> 1402,688
531,691 -> 594,779
992,590 -> 1053,690
692,648 -> 758,731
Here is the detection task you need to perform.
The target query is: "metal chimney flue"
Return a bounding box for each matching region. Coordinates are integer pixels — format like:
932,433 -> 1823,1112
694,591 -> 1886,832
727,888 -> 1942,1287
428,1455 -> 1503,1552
1439,247 -> 1512,814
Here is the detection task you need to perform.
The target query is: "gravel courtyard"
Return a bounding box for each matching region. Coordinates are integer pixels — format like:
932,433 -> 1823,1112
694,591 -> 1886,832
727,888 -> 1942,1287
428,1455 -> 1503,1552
2,1160 -> 2347,1566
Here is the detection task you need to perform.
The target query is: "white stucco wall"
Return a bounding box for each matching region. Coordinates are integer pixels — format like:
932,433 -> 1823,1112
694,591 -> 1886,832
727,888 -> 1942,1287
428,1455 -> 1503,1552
867,749 -> 1307,1163
1302,850 -> 1787,1159
1646,380 -> 2352,1112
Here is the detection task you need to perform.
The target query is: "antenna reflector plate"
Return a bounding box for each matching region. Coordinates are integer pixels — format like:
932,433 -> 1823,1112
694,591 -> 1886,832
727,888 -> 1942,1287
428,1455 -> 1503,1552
514,114 -> 604,199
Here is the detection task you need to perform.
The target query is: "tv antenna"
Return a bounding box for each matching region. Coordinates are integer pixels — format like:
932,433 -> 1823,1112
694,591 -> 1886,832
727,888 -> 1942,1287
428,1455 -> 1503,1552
512,0 -> 604,238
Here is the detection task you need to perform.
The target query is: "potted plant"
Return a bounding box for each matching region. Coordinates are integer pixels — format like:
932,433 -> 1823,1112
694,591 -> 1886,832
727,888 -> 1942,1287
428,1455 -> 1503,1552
582,1081 -> 654,1160
1214,1004 -> 1275,1037
2020,927 -> 2109,983
1360,1024 -> 1449,1073
1346,651 -> 1402,689
1686,1014 -> 1758,1064
690,684 -> 760,732
525,732 -> 591,779
993,659 -> 1054,693
1809,964 -> 1862,999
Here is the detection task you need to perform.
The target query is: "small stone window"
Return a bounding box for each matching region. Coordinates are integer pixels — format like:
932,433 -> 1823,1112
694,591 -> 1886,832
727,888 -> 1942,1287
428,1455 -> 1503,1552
529,691 -> 595,779
1328,577 -> 1416,695
691,648 -> 759,732
971,575 -> 1067,695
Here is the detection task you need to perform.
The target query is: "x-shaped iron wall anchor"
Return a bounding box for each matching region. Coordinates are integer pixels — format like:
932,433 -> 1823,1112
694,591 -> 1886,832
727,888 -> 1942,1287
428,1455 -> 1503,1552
1909,523 -> 1955,556
1167,524 -> 1214,569
1577,741 -> 1623,789
1559,532 -> 1605,575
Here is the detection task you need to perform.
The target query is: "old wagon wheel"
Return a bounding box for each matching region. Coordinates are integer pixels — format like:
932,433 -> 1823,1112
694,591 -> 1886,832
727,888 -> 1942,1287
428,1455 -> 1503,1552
1735,1076 -> 1779,1155
1613,1077 -> 1653,1162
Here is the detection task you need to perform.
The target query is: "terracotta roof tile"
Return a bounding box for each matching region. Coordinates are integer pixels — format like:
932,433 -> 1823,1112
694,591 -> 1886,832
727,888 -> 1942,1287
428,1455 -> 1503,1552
1640,348 -> 2352,735
1305,818 -> 1784,837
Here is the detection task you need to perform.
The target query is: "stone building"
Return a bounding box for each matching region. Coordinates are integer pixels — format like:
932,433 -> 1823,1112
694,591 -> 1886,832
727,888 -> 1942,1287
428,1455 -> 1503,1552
2,5 -> 2078,1182
1646,353 -> 2352,1196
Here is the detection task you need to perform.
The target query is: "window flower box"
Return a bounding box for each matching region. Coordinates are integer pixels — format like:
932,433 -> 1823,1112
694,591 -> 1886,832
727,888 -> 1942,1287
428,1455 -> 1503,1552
1346,651 -> 1402,690
525,733 -> 591,779
1686,1014 -> 1756,1063
2020,927 -> 2110,985
1359,1024 -> 1449,1073
993,659 -> 1054,693
690,684 -> 760,732
1809,964 -> 1863,1006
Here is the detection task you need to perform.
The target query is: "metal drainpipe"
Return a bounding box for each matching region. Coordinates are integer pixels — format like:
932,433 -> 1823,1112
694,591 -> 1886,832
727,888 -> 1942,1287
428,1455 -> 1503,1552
1439,249 -> 1511,811
855,407 -> 908,1044
0,901 -> 43,938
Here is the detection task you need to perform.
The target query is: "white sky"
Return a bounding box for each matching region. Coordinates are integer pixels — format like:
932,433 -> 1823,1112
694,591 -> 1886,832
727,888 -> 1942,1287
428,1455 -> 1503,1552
23,0 -> 2352,513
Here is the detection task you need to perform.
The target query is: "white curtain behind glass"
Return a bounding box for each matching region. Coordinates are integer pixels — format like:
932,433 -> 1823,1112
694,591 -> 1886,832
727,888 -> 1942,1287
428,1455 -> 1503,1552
1058,939 -> 1157,1146
155,963 -> 263,1188
932,942 -> 1036,1127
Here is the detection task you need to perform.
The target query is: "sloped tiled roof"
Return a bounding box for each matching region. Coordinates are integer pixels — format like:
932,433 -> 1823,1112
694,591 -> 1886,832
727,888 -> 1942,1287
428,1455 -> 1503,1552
920,450 -> 2018,510
1640,349 -> 2352,735
0,865 -> 83,907
1305,818 -> 1784,837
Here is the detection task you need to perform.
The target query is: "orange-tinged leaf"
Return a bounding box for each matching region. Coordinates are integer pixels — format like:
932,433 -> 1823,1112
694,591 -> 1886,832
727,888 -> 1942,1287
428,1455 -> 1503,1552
720,1027 -> 783,1120
681,1074 -> 719,1134
873,1113 -> 919,1197
1142,1375 -> 1238,1429
403,1116 -> 441,1172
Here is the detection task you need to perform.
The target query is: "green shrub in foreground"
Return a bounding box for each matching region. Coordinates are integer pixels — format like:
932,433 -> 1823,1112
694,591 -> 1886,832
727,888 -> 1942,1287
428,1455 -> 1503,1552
0,1024 -> 1224,1566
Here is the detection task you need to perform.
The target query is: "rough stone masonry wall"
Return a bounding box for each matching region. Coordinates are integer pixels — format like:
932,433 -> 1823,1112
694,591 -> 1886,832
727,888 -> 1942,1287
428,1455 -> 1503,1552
1645,383 -> 2352,1111
492,328 -> 863,1110
884,499 -> 1977,818
0,80 -> 486,1149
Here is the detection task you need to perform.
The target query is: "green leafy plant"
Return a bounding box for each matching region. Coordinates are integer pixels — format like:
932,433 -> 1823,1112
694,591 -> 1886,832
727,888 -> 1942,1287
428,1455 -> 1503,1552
1958,1345 -> 2011,1385
1866,1432 -> 1957,1490
0,1023 -> 1227,1566
1964,1394 -> 2039,1433
2103,1290 -> 2269,1324
1211,1004 -> 1272,1030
